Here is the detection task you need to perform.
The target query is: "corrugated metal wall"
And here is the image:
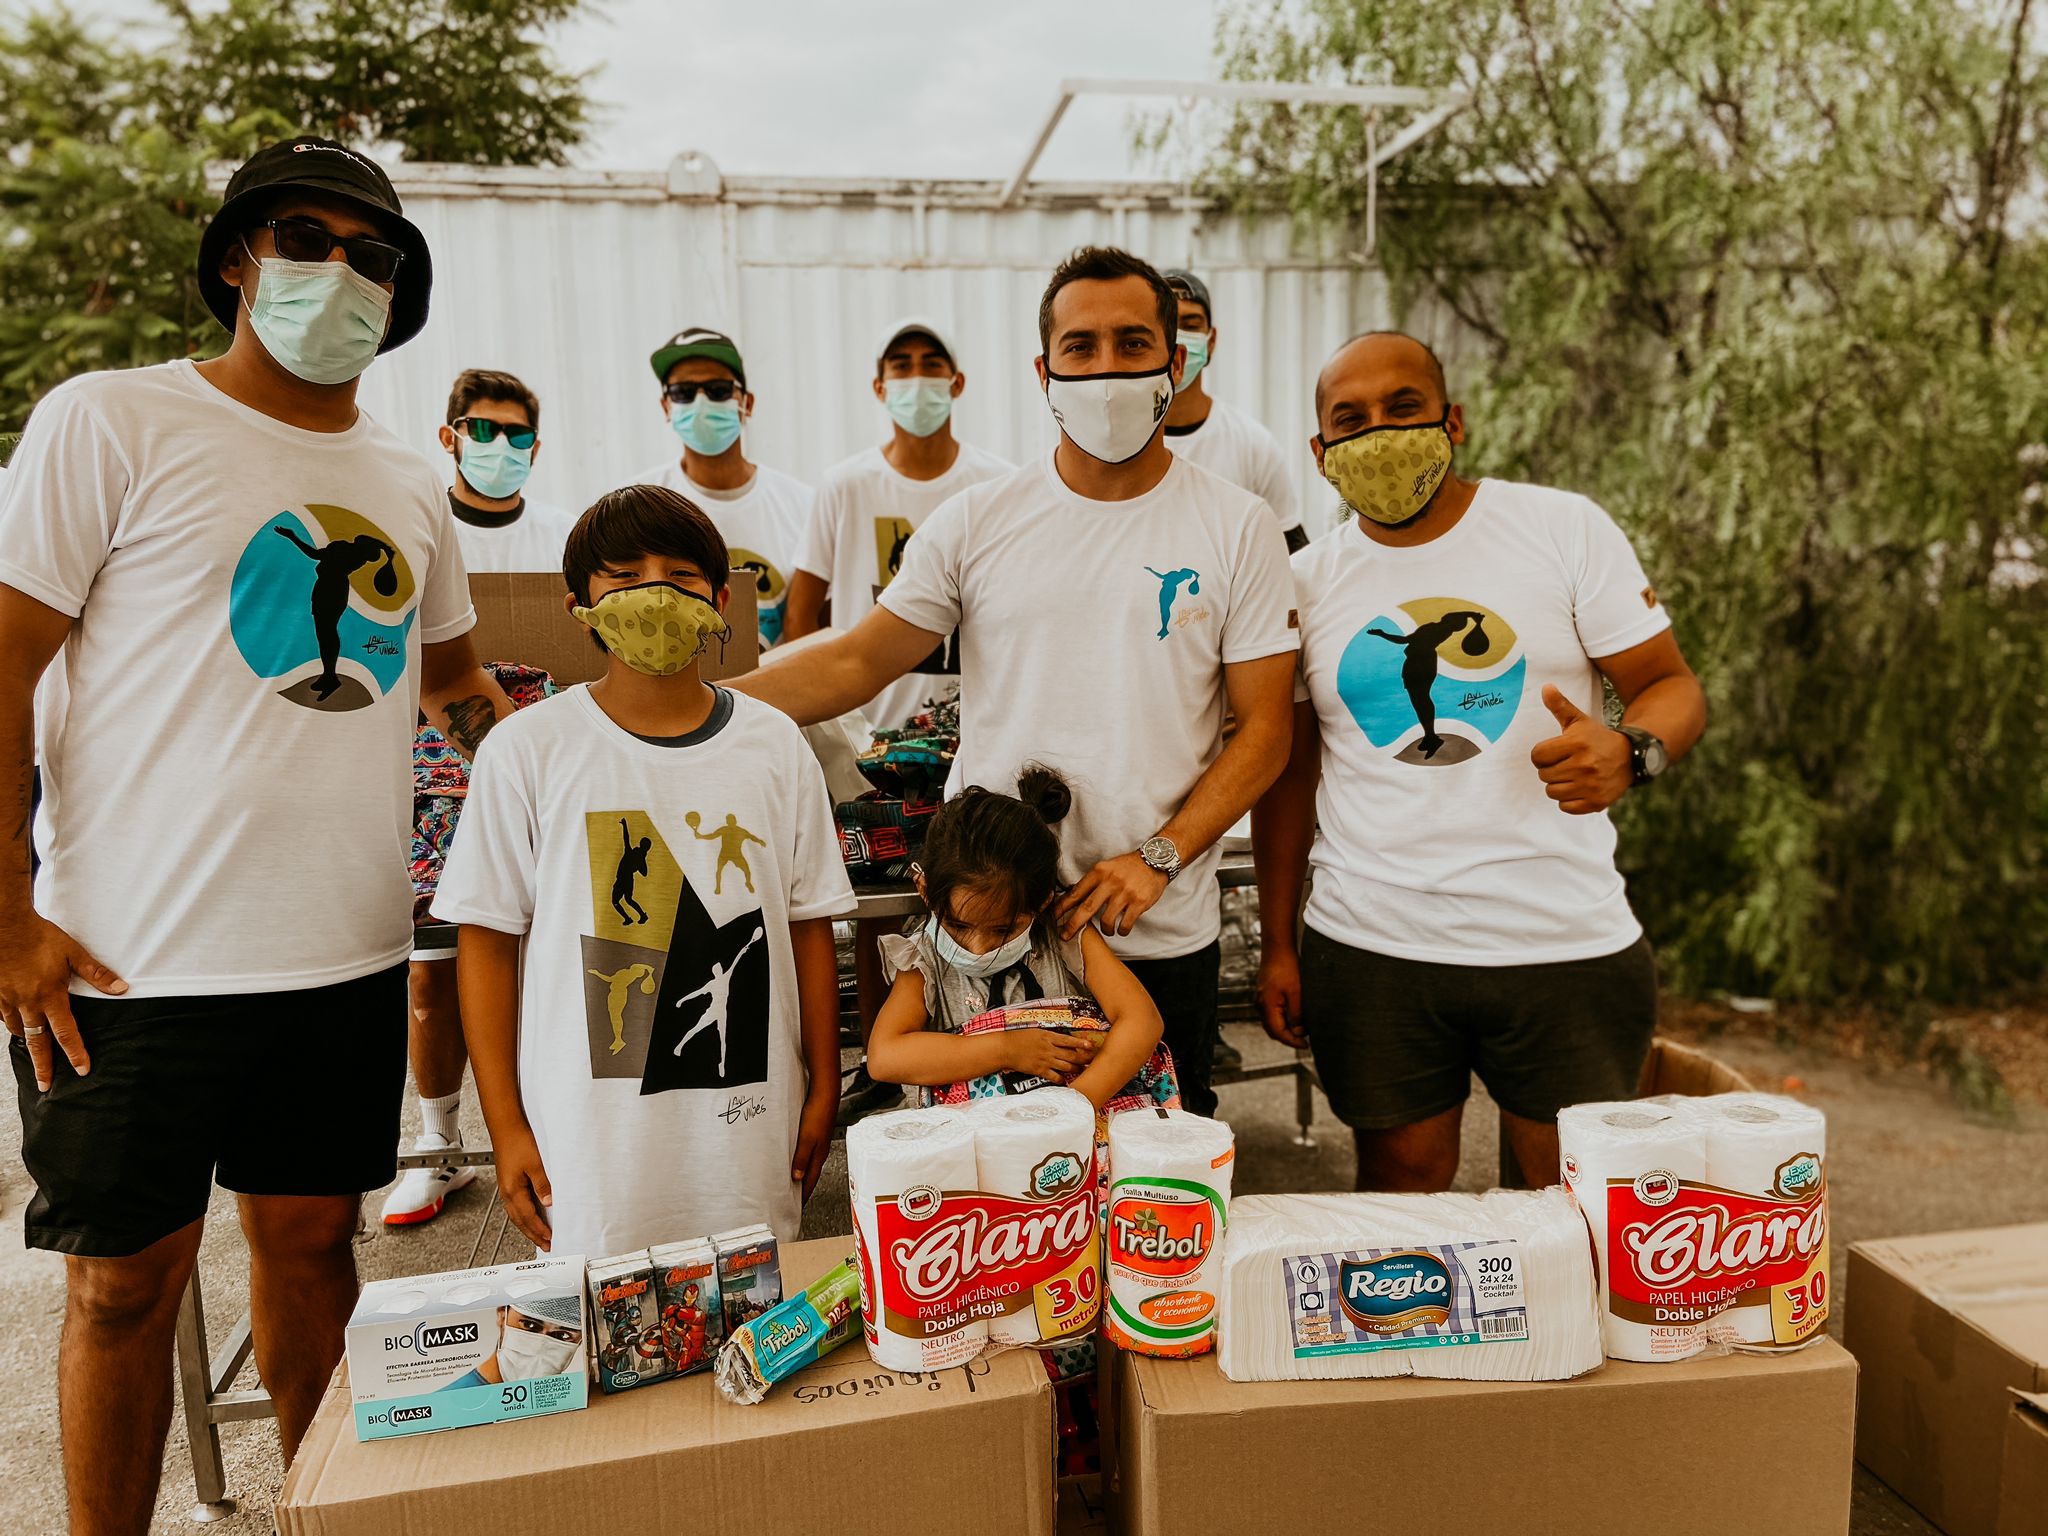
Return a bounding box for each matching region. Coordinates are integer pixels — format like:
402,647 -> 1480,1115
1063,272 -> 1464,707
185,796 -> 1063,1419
356,161 -> 1397,533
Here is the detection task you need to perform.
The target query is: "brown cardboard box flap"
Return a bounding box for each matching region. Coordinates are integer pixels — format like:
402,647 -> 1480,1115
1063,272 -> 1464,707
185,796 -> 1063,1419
280,1238 -> 1054,1536
1636,1036 -> 1754,1096
466,573 -> 758,686
1999,1392 -> 2048,1536
1857,1224 -> 2048,1368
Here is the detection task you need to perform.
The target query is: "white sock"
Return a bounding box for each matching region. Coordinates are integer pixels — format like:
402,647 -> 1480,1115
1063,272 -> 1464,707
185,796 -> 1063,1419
419,1090 -> 463,1146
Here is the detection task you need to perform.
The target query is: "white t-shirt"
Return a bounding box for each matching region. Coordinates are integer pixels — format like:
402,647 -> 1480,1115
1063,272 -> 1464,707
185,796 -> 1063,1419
632,459 -> 812,647
1290,481 -> 1673,965
880,453 -> 1299,960
450,494 -> 580,575
794,441 -> 1014,729
0,360 -> 474,996
430,685 -> 856,1256
1166,399 -> 1303,534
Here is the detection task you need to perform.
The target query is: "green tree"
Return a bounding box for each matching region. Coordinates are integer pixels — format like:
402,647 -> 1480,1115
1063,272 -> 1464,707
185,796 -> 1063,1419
1208,0 -> 2048,1002
0,0 -> 591,432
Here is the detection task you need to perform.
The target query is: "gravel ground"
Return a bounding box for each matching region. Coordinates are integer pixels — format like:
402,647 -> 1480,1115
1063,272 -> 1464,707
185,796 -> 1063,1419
2,980 -> 2043,1533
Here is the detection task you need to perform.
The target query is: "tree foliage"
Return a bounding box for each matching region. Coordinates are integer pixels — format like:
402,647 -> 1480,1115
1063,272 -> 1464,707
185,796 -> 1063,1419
1210,0 -> 2048,1002
0,0 -> 591,431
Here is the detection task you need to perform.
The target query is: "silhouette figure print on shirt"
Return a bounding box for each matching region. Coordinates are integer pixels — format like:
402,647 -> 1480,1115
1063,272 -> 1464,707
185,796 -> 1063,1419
686,811 -> 764,895
1144,566 -> 1201,640
588,962 -> 657,1054
1367,610 -> 1489,760
273,525 -> 396,698
612,817 -> 653,924
672,927 -> 765,1077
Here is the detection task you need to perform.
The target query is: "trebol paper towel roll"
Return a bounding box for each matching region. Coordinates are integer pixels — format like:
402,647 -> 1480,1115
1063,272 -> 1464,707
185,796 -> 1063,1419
1558,1101 -> 1710,1361
1216,1189 -> 1603,1383
1104,1107 -> 1236,1357
1562,1092 -> 1828,1359
963,1088 -> 1101,1347
847,1107 -> 988,1372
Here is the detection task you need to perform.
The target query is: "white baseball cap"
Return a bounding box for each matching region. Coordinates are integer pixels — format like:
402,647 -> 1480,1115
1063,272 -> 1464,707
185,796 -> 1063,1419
877,316 -> 959,370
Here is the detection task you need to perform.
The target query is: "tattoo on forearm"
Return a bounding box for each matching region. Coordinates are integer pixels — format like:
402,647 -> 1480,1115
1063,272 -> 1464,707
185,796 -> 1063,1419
442,694 -> 502,758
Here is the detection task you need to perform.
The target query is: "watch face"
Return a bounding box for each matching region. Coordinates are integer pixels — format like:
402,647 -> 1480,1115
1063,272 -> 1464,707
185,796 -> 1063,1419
1141,836 -> 1176,868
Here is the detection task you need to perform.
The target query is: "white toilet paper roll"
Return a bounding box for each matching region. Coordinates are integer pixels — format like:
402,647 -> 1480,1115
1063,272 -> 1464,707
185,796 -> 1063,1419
1104,1108 -> 1236,1357
1558,1101 -> 1709,1362
847,1107 -> 988,1372
966,1089 -> 1100,1346
1694,1094 -> 1828,1346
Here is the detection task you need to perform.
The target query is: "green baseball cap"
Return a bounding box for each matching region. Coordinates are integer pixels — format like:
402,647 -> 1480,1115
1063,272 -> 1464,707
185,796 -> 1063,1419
651,326 -> 745,385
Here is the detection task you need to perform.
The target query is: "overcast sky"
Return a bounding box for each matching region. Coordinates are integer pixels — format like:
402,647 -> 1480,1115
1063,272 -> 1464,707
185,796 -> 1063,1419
77,0 -> 1231,181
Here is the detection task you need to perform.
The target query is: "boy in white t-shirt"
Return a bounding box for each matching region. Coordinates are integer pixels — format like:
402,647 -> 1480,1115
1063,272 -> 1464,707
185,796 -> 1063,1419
432,487 -> 855,1257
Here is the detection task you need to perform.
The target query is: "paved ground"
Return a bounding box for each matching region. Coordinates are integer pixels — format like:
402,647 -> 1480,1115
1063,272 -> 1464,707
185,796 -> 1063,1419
2,1008 -> 2044,1533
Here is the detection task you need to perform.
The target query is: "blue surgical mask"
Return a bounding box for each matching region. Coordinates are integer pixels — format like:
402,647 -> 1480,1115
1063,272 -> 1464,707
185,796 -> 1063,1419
670,398 -> 743,456
239,246 -> 391,386
1175,329 -> 1211,394
883,377 -> 955,438
457,436 -> 533,500
926,914 -> 1034,979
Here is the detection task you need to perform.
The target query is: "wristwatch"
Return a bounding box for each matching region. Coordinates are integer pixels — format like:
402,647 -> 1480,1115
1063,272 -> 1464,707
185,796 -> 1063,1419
1138,834 -> 1184,882
1619,724 -> 1669,786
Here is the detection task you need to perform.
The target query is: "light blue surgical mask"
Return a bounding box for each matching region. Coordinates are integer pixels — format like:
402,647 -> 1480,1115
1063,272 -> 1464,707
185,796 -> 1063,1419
239,246 -> 391,386
1174,329 -> 1211,394
926,914 -> 1034,979
457,436 -> 533,500
670,398 -> 744,456
883,377 -> 955,438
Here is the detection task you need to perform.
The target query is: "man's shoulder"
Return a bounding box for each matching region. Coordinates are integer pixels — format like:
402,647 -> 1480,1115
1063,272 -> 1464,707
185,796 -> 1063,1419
627,458 -> 683,493
954,441 -> 1018,482
1211,397 -> 1280,446
479,685 -> 584,758
31,361 -> 184,430
751,463 -> 817,506
1478,477 -> 1607,528
718,691 -> 815,774
1170,455 -> 1274,533
1289,523 -> 1352,590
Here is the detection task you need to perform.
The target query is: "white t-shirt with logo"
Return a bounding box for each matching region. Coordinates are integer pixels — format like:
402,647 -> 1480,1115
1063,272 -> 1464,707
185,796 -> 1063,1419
451,495 -> 580,575
430,685 -> 855,1256
1290,481 -> 1672,965
794,441 -> 1014,730
0,360 -> 474,996
632,459 -> 813,647
880,452 -> 1298,960
1166,399 -> 1303,534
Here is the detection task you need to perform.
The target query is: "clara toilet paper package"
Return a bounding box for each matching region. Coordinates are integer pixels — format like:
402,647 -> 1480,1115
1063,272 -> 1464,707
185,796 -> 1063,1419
964,1089 -> 1101,1346
1560,1092 -> 1828,1360
1216,1190 -> 1602,1384
848,1106 -> 990,1371
1104,1107 -> 1236,1357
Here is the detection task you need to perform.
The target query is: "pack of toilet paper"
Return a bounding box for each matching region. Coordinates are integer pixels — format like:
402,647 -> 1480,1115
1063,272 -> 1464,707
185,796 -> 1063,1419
1560,1092 -> 1828,1361
848,1090 -> 1100,1371
1215,1190 -> 1603,1383
1104,1107 -> 1235,1357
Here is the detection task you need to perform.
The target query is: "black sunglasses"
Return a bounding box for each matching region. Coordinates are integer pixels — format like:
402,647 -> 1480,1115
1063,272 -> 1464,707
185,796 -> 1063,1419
663,379 -> 742,405
451,417 -> 538,450
257,217 -> 406,284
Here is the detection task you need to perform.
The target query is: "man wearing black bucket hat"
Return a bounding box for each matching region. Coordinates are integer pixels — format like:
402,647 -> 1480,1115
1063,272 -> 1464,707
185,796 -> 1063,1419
0,136 -> 512,1526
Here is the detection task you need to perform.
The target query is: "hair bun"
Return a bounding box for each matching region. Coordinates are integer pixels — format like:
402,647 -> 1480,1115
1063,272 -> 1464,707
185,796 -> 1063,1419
1016,763 -> 1072,826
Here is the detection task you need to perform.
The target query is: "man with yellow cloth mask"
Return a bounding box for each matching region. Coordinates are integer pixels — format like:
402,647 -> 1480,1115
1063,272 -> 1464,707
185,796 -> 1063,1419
1252,330 -> 1708,1197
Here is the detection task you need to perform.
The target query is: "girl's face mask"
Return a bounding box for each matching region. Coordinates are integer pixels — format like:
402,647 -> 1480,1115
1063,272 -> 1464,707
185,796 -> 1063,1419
1318,414 -> 1455,526
926,913 -> 1034,978
573,580 -> 728,676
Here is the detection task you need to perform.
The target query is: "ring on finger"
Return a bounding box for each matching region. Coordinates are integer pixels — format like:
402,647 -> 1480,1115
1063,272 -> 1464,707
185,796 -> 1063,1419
22,1023 -> 46,1037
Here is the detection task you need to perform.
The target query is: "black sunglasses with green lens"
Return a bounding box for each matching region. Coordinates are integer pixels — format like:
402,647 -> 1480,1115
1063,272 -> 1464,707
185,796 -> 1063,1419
451,417 -> 538,450
258,217 -> 406,283
662,379 -> 742,405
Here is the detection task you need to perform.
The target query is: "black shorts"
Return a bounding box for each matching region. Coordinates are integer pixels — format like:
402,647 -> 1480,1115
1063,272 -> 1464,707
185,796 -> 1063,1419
11,964 -> 408,1257
1301,929 -> 1656,1132
1124,941 -> 1222,1118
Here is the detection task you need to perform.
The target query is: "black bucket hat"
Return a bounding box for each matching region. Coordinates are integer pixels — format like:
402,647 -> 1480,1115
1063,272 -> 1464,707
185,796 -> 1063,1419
196,137 -> 433,352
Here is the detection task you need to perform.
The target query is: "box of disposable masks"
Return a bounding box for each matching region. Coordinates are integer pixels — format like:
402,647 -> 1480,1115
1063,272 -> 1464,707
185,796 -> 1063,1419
344,1254 -> 589,1441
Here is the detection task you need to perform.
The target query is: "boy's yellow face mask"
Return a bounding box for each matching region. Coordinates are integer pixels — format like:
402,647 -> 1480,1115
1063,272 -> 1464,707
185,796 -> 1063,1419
573,581 -> 728,676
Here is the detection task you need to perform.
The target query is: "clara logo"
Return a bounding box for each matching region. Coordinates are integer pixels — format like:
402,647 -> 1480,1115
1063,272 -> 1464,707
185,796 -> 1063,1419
1335,597 -> 1525,765
1337,1251 -> 1454,1333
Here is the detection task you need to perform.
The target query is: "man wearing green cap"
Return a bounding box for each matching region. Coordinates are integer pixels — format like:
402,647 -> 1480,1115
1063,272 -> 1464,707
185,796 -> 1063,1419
0,136 -> 512,1526
634,327 -> 813,646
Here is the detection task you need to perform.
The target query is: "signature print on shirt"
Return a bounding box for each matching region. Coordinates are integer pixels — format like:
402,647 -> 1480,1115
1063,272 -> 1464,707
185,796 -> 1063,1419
1336,597 -> 1527,765
228,505 -> 417,713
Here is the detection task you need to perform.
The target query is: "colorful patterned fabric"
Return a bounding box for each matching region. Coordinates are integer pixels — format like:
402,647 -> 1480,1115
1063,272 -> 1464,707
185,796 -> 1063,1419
411,662 -> 557,918
835,691 -> 959,880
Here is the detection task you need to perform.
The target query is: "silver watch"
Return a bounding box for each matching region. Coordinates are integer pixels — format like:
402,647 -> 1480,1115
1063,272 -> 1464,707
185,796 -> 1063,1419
1139,834 -> 1183,882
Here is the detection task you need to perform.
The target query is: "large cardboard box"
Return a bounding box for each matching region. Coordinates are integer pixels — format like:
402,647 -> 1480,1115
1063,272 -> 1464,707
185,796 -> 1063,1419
1850,1223 -> 2048,1536
467,572 -> 758,684
1105,1336 -> 1857,1536
279,1238 -> 1056,1536
2000,1392 -> 2048,1536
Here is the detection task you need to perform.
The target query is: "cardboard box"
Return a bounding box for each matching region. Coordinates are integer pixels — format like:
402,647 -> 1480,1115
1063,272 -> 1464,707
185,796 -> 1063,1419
1850,1223 -> 2048,1536
280,1238 -> 1057,1536
1105,1335 -> 1857,1535
1999,1392 -> 2048,1536
467,571 -> 757,685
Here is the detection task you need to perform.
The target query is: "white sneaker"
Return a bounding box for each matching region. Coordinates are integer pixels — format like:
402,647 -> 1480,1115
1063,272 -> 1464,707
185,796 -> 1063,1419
380,1133 -> 478,1227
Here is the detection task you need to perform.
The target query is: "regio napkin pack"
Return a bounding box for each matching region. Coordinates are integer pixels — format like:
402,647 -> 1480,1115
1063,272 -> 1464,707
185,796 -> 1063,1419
345,1255 -> 588,1440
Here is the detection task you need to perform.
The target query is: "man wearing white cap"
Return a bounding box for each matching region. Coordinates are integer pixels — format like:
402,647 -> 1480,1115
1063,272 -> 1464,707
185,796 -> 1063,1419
785,318 -> 1013,1120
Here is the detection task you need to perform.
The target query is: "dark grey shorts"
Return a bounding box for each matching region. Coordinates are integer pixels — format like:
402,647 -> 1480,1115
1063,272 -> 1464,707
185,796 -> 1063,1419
1300,928 -> 1657,1131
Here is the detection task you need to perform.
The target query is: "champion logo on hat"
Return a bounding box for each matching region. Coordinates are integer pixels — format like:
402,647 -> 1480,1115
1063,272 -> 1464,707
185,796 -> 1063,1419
290,142 -> 380,173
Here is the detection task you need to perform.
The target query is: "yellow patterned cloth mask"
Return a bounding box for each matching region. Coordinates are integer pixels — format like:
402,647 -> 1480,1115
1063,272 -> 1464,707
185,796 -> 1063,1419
573,581 -> 728,676
1319,417 -> 1454,526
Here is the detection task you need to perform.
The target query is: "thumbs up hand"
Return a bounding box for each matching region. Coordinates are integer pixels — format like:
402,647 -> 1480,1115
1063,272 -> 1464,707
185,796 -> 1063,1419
1529,685 -> 1632,814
